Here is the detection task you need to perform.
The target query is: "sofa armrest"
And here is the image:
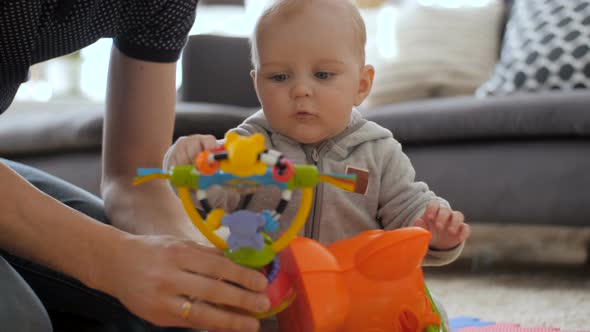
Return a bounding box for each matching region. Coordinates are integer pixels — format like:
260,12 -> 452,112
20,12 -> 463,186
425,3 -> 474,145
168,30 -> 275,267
0,102 -> 255,157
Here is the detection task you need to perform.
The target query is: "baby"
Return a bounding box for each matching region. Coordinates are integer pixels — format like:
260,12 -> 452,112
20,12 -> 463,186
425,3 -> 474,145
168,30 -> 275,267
166,0 -> 470,265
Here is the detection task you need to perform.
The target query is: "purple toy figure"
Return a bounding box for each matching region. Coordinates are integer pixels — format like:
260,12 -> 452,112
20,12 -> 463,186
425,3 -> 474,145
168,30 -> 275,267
222,210 -> 266,251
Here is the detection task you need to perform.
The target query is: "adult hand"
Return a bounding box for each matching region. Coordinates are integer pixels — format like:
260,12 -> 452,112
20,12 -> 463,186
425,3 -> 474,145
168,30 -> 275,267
413,201 -> 471,250
92,234 -> 270,332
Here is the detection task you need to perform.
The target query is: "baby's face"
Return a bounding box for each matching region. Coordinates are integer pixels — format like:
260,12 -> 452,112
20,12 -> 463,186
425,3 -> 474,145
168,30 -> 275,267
252,4 -> 372,144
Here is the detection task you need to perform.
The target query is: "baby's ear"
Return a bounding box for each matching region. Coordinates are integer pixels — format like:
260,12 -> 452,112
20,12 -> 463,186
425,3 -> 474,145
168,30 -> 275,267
250,69 -> 256,80
354,64 -> 375,107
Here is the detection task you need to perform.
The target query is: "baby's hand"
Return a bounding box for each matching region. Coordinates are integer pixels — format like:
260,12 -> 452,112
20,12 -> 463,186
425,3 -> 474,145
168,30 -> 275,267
413,201 -> 470,250
164,134 -> 218,169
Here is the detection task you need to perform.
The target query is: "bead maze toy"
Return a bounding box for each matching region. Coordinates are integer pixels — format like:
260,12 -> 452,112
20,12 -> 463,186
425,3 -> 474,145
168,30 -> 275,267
133,132 -> 446,331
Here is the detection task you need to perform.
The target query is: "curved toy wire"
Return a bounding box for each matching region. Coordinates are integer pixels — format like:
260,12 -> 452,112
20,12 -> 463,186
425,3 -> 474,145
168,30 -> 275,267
178,187 -> 228,250
271,187 -> 313,252
134,167 -> 351,254
178,186 -> 313,253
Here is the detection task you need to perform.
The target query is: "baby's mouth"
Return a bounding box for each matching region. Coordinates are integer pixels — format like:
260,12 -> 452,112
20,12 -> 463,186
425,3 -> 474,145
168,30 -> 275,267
294,111 -> 316,120
295,109 -> 315,115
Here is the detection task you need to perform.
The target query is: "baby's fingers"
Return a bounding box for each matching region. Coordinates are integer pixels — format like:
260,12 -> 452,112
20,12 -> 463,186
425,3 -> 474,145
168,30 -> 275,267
456,223 -> 471,241
446,211 -> 465,235
434,207 -> 452,230
413,218 -> 430,231
184,135 -> 218,161
166,135 -> 218,169
423,201 -> 441,221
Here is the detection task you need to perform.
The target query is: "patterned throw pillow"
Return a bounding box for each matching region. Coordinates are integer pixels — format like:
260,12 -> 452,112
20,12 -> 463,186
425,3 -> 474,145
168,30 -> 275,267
477,0 -> 590,96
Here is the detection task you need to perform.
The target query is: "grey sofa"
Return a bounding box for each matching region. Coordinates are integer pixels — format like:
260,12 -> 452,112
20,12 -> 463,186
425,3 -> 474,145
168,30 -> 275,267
179,34 -> 590,229
2,34 -> 589,249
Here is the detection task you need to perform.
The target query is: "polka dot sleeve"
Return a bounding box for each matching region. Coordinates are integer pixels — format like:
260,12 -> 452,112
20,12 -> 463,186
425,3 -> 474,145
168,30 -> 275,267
0,0 -> 199,113
114,0 -> 198,63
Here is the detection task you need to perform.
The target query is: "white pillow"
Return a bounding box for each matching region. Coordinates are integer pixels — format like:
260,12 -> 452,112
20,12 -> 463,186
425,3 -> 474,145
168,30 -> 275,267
364,1 -> 505,108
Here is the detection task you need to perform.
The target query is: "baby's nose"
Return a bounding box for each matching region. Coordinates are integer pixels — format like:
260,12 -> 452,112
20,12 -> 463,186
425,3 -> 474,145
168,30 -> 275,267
292,81 -> 312,97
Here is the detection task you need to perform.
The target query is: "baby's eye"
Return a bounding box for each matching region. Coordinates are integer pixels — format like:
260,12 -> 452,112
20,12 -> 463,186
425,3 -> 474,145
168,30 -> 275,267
315,71 -> 333,80
270,74 -> 288,82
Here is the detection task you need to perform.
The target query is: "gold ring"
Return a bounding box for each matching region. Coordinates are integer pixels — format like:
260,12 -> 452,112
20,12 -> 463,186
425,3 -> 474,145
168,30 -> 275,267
180,299 -> 193,319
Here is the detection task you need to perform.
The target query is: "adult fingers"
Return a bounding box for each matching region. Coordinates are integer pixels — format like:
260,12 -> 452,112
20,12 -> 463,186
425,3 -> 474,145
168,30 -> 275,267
165,295 -> 261,332
172,241 -> 268,292
174,270 -> 270,314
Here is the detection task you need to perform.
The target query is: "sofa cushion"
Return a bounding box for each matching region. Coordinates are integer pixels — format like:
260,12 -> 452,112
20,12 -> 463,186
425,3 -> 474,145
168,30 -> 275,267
0,105 -> 104,156
365,91 -> 590,144
477,0 -> 590,96
0,102 -> 254,156
365,1 -> 505,107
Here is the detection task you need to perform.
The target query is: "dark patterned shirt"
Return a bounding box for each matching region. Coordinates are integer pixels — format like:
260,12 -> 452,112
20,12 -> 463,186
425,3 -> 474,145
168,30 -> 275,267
0,0 -> 198,113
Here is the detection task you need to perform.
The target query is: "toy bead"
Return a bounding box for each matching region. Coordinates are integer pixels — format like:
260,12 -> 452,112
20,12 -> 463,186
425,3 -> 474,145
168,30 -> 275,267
195,151 -> 218,175
261,210 -> 279,233
273,159 -> 295,182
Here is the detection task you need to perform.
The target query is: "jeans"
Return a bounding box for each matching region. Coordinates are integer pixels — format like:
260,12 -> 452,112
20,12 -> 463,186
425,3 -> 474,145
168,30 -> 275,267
0,256 -> 52,332
0,159 -> 189,332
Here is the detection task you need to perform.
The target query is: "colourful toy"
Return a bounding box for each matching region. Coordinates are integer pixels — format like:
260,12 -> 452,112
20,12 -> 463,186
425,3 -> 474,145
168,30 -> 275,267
133,132 -> 445,331
133,132 -> 356,318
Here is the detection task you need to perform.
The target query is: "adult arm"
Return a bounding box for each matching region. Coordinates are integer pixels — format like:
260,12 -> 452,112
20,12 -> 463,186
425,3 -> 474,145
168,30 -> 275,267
101,46 -> 200,239
100,46 -> 273,330
0,161 -> 268,331
0,161 -> 125,289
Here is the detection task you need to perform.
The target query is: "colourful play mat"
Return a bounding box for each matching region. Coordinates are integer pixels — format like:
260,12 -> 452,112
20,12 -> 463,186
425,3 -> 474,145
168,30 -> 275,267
450,317 -> 589,332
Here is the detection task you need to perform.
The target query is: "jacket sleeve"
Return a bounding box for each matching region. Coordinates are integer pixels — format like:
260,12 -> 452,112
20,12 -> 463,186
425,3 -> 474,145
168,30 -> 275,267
378,139 -> 463,266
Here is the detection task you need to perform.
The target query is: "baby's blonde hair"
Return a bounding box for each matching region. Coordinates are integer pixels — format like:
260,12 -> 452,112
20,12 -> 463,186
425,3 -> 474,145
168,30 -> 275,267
250,0 -> 367,69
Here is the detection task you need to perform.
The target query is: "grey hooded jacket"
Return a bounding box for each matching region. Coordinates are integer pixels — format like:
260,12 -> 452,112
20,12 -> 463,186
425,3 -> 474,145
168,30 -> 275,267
202,109 -> 464,266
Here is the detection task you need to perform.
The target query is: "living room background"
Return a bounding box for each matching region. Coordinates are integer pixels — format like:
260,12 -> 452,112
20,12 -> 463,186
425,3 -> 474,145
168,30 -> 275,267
10,0 -> 499,106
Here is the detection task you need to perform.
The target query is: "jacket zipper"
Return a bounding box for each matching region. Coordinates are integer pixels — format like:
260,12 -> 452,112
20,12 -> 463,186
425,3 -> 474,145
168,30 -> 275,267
308,146 -> 324,240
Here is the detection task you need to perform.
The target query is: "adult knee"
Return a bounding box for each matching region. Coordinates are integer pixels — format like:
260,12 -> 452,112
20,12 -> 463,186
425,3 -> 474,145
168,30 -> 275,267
0,257 -> 53,332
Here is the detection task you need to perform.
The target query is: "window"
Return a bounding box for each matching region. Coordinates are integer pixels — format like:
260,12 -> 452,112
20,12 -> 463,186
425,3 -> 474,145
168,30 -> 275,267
12,0 -> 487,106
13,1 -> 250,105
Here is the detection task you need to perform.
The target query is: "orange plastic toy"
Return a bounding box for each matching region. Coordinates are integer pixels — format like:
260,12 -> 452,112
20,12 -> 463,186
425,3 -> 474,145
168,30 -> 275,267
277,227 -> 441,332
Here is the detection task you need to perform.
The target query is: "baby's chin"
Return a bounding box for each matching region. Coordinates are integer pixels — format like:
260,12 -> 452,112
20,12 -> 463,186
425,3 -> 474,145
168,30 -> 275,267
282,131 -> 333,145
